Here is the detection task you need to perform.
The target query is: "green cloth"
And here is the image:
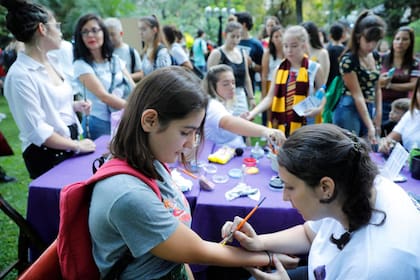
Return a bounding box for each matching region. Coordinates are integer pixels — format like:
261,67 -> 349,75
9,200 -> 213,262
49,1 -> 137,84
409,148 -> 420,169
322,75 -> 344,123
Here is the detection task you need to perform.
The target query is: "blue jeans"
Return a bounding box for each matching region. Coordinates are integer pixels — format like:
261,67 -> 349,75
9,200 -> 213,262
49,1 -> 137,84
333,95 -> 374,137
382,101 -> 392,123
82,115 -> 110,140
333,95 -> 361,135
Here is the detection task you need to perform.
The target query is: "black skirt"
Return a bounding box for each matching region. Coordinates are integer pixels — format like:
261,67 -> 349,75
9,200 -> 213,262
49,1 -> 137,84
23,124 -> 78,179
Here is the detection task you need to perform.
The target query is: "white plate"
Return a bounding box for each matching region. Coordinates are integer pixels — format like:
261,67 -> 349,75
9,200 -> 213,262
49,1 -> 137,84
393,174 -> 407,183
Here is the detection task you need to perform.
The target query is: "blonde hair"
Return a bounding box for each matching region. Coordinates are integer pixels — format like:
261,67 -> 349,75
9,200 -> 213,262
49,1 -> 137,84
282,25 -> 310,55
283,25 -> 309,44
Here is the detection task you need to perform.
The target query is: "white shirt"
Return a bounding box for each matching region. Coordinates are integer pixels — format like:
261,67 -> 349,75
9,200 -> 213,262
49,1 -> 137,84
48,40 -> 74,82
267,55 -> 282,82
288,60 -> 320,96
140,47 -> 171,76
170,43 -> 189,66
393,109 -> 420,151
4,52 -> 81,151
307,176 -> 420,279
204,99 -> 245,148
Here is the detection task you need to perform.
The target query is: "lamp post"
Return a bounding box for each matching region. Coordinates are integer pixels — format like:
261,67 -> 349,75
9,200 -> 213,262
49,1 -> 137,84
204,6 -> 236,47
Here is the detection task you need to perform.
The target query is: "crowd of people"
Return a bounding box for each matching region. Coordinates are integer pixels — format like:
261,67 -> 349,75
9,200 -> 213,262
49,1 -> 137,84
0,0 -> 419,279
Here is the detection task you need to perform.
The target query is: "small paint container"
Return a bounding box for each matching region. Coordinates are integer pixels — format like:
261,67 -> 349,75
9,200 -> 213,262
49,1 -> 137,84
243,157 -> 257,167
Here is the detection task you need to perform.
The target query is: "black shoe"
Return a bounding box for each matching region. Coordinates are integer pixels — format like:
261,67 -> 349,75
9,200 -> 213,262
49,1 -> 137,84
0,174 -> 17,183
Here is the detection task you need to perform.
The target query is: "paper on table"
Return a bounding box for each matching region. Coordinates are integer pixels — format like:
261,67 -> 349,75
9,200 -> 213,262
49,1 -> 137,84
225,182 -> 261,201
171,169 -> 193,192
293,96 -> 321,117
380,142 -> 409,181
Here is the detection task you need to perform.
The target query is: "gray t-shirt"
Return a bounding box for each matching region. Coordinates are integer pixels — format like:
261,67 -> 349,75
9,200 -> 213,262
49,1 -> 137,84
89,161 -> 191,279
113,44 -> 142,74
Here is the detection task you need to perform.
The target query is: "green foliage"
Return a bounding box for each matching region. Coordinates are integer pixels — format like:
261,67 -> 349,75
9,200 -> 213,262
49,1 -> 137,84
410,19 -> 420,54
38,0 -> 137,40
337,0 -> 419,37
0,96 -> 31,280
0,7 -> 12,47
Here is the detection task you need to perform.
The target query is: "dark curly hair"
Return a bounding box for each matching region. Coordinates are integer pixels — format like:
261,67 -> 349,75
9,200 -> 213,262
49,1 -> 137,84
277,123 -> 382,232
0,0 -> 51,43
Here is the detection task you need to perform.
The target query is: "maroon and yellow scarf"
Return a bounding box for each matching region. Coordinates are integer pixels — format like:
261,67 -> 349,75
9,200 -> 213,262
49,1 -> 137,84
270,56 -> 309,136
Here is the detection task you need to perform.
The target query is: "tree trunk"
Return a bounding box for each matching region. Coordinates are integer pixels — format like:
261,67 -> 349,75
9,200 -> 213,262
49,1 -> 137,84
296,0 -> 303,24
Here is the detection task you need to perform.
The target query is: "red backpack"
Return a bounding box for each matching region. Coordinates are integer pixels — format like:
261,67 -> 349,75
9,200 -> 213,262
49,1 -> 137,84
57,158 -> 162,279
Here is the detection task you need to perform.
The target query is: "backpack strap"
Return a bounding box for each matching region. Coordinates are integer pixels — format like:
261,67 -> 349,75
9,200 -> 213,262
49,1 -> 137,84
154,44 -> 165,69
90,158 -> 161,199
129,47 -> 135,73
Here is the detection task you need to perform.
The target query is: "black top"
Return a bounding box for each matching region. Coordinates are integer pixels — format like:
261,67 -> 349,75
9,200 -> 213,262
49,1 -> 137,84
219,48 -> 246,88
326,44 -> 345,88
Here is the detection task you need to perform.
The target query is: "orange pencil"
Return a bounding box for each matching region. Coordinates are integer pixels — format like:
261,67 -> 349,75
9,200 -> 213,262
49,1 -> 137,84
180,168 -> 199,179
220,197 -> 267,245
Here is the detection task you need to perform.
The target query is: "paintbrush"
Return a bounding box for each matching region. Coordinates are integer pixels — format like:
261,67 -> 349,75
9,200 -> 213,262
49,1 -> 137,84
220,197 -> 267,245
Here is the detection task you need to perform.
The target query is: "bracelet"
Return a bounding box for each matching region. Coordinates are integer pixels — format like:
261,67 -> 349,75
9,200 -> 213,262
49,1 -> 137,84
264,250 -> 273,267
386,82 -> 391,89
251,62 -> 256,70
73,140 -> 81,154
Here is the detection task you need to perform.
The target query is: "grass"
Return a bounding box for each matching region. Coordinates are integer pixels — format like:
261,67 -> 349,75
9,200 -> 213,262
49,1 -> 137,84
0,88 -> 263,279
0,94 -> 31,279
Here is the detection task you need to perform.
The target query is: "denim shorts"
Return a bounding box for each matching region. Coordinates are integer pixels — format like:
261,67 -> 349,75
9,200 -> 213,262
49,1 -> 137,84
82,115 -> 110,140
333,95 -> 361,135
333,95 -> 375,136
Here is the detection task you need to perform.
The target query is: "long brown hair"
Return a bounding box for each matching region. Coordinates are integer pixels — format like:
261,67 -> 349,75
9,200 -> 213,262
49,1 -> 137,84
346,10 -> 386,56
382,26 -> 415,70
110,66 -> 208,180
139,15 -> 162,62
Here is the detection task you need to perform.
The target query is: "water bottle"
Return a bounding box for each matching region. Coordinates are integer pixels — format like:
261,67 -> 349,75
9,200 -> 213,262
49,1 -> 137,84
315,85 -> 327,100
251,142 -> 264,159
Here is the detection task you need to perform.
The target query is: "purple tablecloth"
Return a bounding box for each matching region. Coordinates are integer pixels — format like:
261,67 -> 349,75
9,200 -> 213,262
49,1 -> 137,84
192,151 -> 304,241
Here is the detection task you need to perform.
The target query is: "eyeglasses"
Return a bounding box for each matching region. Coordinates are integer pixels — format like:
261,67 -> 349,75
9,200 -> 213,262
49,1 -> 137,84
46,22 -> 61,30
81,28 -> 102,37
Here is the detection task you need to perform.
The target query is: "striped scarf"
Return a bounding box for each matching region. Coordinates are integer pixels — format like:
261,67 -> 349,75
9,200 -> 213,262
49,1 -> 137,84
270,56 -> 309,136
